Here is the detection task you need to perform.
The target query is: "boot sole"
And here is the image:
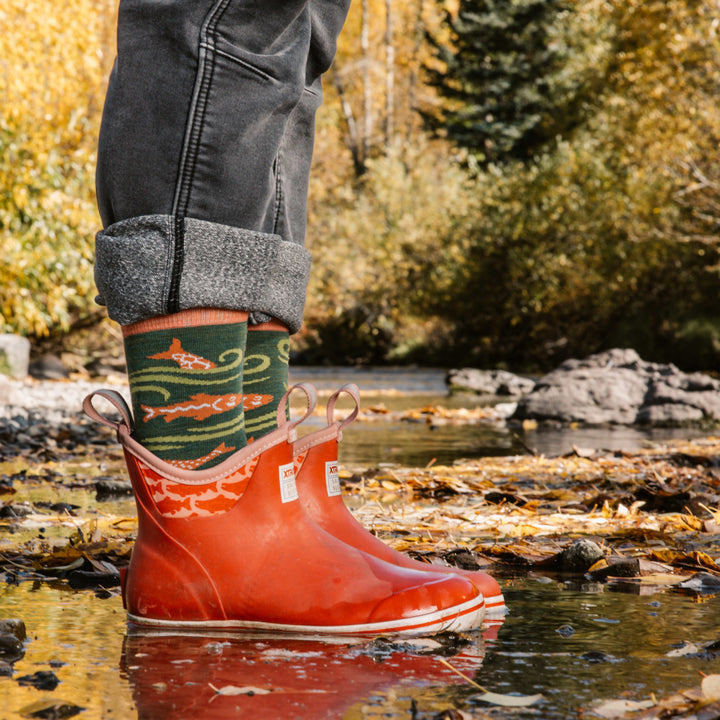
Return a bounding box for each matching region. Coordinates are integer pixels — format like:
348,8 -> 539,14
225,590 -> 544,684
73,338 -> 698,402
126,595 -> 485,637
483,593 -> 507,618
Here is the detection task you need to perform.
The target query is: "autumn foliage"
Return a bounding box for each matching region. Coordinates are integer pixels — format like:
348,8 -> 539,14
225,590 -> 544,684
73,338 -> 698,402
2,0 -> 720,370
304,0 -> 720,370
0,0 -> 116,335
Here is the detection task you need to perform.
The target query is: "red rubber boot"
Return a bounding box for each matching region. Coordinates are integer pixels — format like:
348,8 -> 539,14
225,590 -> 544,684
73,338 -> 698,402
84,387 -> 485,636
293,384 -> 507,622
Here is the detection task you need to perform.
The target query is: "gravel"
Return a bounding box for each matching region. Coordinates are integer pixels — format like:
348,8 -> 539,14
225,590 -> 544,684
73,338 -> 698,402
0,376 -> 130,457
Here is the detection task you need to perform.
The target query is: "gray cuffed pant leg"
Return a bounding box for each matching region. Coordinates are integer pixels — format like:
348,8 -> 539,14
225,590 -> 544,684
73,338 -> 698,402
94,0 -> 350,333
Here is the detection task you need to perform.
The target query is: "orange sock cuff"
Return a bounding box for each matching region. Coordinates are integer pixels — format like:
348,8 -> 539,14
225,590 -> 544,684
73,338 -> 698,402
248,319 -> 288,332
123,308 -> 249,338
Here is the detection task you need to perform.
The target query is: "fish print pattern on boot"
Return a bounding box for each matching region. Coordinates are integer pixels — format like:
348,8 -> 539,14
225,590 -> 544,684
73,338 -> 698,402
165,442 -> 237,471
142,455 -> 259,518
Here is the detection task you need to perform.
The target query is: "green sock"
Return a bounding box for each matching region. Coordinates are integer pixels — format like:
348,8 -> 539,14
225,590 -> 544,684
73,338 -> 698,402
122,310 -> 248,470
243,326 -> 290,441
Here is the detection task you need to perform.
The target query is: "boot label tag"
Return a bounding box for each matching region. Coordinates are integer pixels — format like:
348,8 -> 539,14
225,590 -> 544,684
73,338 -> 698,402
325,461 -> 341,497
279,462 -> 298,503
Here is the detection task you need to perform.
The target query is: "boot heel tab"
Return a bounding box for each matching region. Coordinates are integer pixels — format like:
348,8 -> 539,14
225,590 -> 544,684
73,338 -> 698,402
278,382 -> 317,437
83,390 -> 134,435
327,383 -> 361,440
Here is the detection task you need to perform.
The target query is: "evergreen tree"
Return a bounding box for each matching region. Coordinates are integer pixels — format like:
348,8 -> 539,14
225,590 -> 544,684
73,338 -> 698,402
424,0 -> 585,165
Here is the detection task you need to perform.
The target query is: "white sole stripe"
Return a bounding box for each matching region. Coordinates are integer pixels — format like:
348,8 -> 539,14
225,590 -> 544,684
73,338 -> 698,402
127,596 -> 485,637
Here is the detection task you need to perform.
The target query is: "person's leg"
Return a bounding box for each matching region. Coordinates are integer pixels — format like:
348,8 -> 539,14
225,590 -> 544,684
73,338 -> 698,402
91,0 -> 487,632
243,320 -> 290,441
95,0 -> 334,465
95,0 -> 319,331
241,0 -> 344,440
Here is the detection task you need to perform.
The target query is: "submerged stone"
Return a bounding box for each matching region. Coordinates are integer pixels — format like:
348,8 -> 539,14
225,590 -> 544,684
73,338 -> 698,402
16,670 -> 60,690
0,618 -> 26,642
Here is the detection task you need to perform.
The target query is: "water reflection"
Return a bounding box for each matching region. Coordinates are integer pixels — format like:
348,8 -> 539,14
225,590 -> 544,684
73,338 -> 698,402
1,578 -> 718,719
474,577 -> 720,719
122,631 -> 487,720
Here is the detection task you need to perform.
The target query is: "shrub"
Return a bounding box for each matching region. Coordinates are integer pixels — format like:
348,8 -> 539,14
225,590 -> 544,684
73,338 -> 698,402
0,0 -> 108,336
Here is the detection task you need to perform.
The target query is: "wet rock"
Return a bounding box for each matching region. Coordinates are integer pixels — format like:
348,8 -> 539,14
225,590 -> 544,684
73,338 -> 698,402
0,632 -> 24,660
0,618 -> 26,642
28,354 -> 69,380
67,568 -> 121,589
16,670 -> 60,690
549,539 -> 605,573
0,334 -> 31,379
678,572 -> 720,594
0,503 -> 35,518
95,478 -> 133,497
441,548 -> 483,570
18,700 -> 85,719
587,558 -> 641,581
447,368 -> 536,396
581,650 -> 613,663
485,490 -> 528,507
513,348 -> 720,426
67,559 -> 121,589
36,502 -> 80,515
360,632 -> 472,661
633,484 -> 707,515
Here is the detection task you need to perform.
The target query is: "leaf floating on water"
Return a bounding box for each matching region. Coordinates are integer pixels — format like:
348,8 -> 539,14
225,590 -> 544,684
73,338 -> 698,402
381,480 -> 401,490
605,572 -> 684,588
209,683 -> 272,696
702,674 -> 720,701
666,641 -> 702,657
473,690 -> 544,707
435,657 -> 542,707
592,698 -> 655,718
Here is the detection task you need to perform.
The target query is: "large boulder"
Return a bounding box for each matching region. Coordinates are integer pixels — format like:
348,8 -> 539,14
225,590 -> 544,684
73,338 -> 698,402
512,348 -> 720,425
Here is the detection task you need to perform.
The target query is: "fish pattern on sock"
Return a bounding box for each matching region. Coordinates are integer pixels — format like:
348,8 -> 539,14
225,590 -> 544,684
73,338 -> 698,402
243,324 -> 290,441
123,310 -> 248,469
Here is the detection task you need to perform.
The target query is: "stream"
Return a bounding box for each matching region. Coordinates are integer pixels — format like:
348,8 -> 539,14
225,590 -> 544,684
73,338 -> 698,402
2,574 -> 717,719
0,368 -> 718,719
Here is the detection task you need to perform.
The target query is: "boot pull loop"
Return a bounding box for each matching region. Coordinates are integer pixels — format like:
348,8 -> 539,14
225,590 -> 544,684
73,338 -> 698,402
277,382 -> 317,439
326,383 -> 361,441
82,389 -> 134,434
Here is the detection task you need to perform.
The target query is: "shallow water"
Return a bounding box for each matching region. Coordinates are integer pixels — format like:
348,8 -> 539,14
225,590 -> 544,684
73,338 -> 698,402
290,367 -> 709,467
1,367 -> 718,718
1,576 -> 718,719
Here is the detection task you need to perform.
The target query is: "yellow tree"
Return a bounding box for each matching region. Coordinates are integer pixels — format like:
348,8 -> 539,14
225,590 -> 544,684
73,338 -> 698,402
0,0 -> 113,335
